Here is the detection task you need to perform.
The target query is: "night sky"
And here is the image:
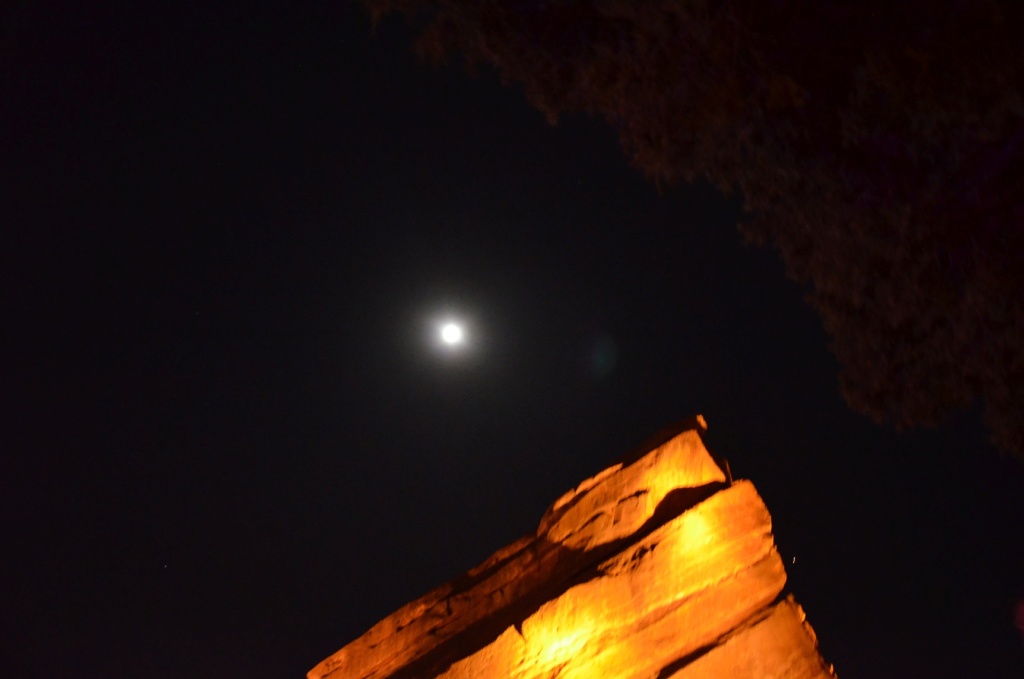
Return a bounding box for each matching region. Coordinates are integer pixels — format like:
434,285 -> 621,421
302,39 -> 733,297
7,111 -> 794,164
3,3 -> 1024,678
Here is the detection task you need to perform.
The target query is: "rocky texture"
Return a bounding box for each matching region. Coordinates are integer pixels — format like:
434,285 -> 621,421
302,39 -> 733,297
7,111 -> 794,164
308,416 -> 835,679
669,597 -> 833,679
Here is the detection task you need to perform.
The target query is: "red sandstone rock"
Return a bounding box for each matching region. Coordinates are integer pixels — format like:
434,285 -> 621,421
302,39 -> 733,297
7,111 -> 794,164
308,417 -> 834,679
668,597 -> 834,678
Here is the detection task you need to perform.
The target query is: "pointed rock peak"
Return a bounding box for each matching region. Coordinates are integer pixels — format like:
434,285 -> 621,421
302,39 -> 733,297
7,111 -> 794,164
308,415 -> 833,679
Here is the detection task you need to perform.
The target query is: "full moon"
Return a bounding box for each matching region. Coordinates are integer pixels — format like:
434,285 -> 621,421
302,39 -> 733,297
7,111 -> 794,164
440,322 -> 464,345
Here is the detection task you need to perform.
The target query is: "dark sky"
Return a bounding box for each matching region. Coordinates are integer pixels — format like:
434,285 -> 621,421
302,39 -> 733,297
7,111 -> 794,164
3,3 -> 1023,678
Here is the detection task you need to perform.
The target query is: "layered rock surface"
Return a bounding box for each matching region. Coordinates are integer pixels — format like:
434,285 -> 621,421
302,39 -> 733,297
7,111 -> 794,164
309,416 -> 835,679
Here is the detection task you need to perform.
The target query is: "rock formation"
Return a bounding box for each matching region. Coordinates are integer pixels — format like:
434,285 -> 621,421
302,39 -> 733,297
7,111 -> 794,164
309,415 -> 836,678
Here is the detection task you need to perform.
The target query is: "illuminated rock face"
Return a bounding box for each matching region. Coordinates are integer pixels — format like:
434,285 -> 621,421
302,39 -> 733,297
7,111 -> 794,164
309,416 -> 835,679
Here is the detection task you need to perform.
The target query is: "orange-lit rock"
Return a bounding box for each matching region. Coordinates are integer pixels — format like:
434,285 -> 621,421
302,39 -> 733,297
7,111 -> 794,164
537,417 -> 726,550
308,417 -> 835,679
439,483 -> 785,679
668,596 -> 834,678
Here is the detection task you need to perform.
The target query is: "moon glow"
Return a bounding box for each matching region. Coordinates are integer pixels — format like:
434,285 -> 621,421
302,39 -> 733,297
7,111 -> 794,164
440,322 -> 464,345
